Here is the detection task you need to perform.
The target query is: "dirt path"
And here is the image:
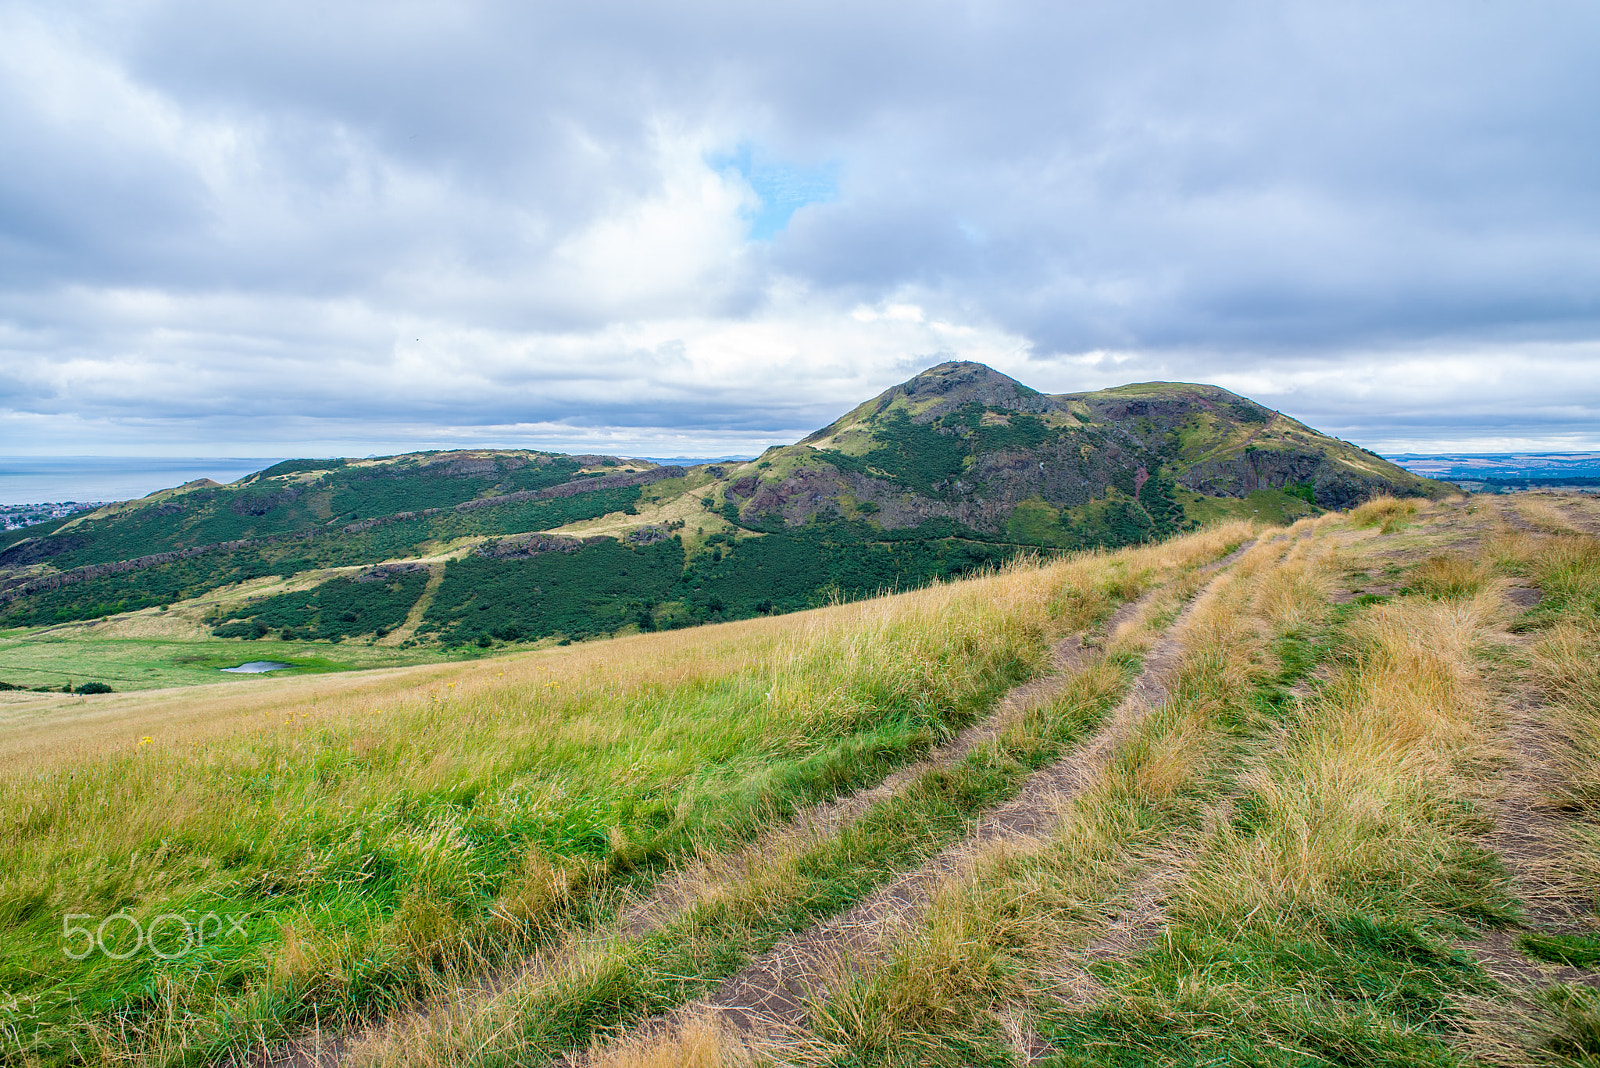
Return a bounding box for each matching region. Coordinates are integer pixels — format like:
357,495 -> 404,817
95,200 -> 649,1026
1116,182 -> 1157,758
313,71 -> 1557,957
253,560 -> 1226,1068
1552,494 -> 1600,535
632,544 -> 1257,1041
376,563 -> 445,647
1468,599 -> 1600,993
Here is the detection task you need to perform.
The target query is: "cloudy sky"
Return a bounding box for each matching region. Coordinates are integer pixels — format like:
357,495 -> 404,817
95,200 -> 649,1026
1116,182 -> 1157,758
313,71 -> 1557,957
2,0 -> 1597,460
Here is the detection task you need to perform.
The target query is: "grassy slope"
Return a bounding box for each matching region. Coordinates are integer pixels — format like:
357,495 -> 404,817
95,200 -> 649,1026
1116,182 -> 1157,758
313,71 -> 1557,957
561,493 -> 1600,1068
737,495 -> 1590,1068
31,494 -> 1600,1068
0,524 -> 1249,1067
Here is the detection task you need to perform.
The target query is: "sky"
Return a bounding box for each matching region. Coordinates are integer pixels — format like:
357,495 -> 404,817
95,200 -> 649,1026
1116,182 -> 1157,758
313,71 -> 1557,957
2,0 -> 1598,462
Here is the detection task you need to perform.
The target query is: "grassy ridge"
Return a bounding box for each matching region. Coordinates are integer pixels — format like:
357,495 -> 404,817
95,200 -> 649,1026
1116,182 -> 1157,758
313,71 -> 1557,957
31,456 -> 593,572
0,523 -> 1250,1066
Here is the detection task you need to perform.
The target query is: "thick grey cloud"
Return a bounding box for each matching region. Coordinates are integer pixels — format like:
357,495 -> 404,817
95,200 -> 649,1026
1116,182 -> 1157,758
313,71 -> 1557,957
1,0 -> 1597,458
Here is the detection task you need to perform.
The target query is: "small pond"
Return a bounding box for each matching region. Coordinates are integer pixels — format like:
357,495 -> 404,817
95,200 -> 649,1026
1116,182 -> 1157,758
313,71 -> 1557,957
222,661 -> 292,674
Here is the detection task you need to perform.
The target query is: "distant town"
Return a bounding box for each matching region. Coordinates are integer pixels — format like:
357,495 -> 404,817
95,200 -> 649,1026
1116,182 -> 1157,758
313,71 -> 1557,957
2,501 -> 103,531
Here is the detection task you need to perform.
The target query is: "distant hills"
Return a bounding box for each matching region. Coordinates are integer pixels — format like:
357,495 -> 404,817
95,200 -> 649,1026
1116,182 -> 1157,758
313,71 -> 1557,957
0,362 -> 1447,646
1392,453 -> 1600,484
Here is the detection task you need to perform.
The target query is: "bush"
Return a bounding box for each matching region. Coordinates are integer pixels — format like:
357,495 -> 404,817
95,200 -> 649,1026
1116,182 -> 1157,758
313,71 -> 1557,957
75,682 -> 114,695
212,571 -> 429,641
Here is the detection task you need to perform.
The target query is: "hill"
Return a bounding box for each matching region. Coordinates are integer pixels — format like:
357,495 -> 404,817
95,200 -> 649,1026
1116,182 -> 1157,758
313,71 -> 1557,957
0,364 -> 1448,677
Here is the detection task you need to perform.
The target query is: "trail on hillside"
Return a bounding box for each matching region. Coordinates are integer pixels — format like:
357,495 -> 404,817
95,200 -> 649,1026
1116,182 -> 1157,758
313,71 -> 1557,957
376,562 -> 446,647
1467,550 -> 1600,994
252,565 -> 1188,1068
599,541 -> 1259,1049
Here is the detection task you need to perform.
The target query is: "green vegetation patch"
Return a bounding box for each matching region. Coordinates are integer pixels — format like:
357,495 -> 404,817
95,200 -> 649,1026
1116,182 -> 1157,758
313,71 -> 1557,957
422,524 -> 1019,646
683,524 -> 1011,621
1176,486 -> 1318,528
1520,931 -> 1600,969
0,634 -> 456,691
825,409 -> 973,495
424,538 -> 685,644
211,570 -> 431,641
0,486 -> 645,630
0,552 -> 288,627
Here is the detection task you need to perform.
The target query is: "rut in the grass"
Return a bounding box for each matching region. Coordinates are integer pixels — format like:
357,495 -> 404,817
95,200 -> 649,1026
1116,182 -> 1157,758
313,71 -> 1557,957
1469,581 -> 1600,993
615,601 -> 1132,940
653,543 -> 1258,1037
250,580 -> 1166,1068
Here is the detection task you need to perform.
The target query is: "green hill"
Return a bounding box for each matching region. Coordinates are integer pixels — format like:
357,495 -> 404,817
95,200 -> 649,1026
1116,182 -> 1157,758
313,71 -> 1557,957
0,364 -> 1449,665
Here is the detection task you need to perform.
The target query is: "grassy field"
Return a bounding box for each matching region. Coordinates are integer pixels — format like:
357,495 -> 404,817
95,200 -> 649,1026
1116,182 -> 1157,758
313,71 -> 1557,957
12,494 -> 1600,1068
0,523 -> 1250,1067
0,630 -> 461,692
553,493 -> 1600,1068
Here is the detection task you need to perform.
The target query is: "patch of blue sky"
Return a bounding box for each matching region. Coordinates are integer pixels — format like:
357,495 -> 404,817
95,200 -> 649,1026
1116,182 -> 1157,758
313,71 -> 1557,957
711,144 -> 839,241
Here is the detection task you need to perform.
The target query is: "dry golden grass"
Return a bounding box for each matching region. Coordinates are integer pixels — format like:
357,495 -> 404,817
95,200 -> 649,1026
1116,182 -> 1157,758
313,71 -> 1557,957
1183,590 -> 1499,921
1349,495 -> 1420,533
574,1015 -> 756,1068
1408,553 -> 1495,600
1511,493 -> 1585,534
1250,533 -> 1336,631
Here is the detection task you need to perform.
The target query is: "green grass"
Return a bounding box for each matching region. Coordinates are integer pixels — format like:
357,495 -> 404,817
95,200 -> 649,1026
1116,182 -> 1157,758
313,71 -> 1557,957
0,631 -> 458,691
432,655 -> 1135,1067
1519,931 -> 1600,969
1043,911 -> 1491,1068
1176,486 -> 1319,527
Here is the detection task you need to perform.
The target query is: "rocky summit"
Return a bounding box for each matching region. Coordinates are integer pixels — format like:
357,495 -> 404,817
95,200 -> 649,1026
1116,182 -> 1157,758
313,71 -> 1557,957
721,361 -> 1441,545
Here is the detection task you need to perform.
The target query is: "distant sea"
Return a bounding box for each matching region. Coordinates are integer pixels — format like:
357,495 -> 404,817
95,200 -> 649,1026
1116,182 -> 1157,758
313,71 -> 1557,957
0,457 -> 283,507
